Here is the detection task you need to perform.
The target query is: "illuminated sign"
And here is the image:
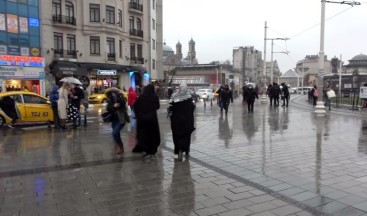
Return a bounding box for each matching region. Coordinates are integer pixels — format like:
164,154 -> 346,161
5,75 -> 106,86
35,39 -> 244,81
29,18 -> 39,27
0,55 -> 45,67
97,70 -> 116,75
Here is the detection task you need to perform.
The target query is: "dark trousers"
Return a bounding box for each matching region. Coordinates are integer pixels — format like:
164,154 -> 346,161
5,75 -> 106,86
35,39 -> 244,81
221,100 -> 230,113
269,96 -> 274,106
282,95 -> 289,107
51,102 -> 59,128
313,96 -> 318,106
248,101 -> 255,112
274,96 -> 279,106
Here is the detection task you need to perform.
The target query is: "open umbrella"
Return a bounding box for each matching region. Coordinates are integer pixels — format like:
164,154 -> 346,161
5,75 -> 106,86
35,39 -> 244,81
60,77 -> 82,85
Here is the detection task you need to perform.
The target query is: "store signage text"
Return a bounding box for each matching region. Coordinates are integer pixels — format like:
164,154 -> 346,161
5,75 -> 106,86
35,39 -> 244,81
0,55 -> 45,67
97,70 -> 116,75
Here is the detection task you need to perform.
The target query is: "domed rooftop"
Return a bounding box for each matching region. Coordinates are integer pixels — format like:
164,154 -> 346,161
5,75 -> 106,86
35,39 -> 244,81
351,54 -> 367,61
163,43 -> 174,52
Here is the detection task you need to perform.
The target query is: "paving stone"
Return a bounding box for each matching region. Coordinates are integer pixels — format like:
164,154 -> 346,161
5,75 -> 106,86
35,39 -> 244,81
194,205 -> 228,216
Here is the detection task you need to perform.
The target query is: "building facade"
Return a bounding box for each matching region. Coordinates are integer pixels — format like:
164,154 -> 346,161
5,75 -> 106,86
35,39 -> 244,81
0,0 -> 46,95
41,0 -> 162,93
232,46 -> 263,84
345,54 -> 367,74
295,54 -> 332,86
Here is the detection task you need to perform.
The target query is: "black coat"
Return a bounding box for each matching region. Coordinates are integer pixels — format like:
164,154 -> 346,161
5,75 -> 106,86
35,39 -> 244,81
134,85 -> 161,154
247,88 -> 258,103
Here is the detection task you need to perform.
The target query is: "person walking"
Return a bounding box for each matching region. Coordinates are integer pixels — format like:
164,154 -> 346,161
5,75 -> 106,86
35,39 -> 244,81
81,86 -> 89,112
311,85 -> 318,106
132,84 -> 160,157
272,83 -> 281,107
247,84 -> 258,113
168,83 -> 195,161
49,85 -> 60,128
267,84 -> 274,106
58,82 -> 70,129
220,84 -> 233,115
105,87 -> 129,154
281,83 -> 290,107
128,87 -> 137,128
69,85 -> 84,128
324,84 -> 332,110
242,85 -> 249,105
0,95 -> 18,128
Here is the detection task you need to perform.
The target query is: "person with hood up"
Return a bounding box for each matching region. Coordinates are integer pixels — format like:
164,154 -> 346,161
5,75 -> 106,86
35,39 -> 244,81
168,83 -> 196,161
247,84 -> 259,113
105,87 -> 129,154
49,85 -> 60,128
132,84 -> 160,157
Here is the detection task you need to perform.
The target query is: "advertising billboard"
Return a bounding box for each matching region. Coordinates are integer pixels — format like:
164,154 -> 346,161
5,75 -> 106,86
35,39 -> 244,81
19,17 -> 28,33
0,14 -> 5,31
7,14 -> 18,33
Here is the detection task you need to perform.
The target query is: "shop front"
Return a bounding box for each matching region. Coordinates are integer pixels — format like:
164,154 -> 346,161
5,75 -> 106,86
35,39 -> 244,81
0,55 -> 45,96
49,61 -> 89,87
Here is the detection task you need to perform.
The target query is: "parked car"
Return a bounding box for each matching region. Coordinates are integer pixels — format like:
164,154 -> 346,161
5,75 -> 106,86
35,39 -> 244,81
89,91 -> 108,104
0,91 -> 53,127
196,89 -> 215,100
89,90 -> 128,104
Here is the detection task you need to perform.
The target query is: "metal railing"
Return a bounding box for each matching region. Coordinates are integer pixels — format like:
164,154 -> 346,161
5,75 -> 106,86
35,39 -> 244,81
129,29 -> 144,38
129,2 -> 143,12
53,49 -> 77,58
52,15 -> 76,25
107,53 -> 116,61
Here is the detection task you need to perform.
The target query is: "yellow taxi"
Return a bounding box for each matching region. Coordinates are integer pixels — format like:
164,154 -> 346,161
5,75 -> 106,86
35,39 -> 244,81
89,90 -> 128,104
0,91 -> 54,127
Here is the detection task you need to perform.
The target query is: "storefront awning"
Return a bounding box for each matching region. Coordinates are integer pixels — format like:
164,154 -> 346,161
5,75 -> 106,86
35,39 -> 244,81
49,61 -> 87,76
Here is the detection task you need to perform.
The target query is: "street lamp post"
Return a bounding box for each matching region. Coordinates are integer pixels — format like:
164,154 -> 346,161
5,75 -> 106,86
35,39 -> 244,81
315,0 -> 360,115
261,21 -> 268,104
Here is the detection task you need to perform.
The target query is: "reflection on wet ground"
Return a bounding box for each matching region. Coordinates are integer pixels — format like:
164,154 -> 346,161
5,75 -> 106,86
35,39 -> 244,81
1,96 -> 367,215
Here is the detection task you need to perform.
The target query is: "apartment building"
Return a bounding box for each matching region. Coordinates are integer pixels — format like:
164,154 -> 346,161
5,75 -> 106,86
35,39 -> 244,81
233,46 -> 263,84
41,0 -> 162,92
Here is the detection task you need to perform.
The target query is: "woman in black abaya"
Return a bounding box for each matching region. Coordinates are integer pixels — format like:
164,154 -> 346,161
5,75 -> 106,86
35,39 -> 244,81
132,84 -> 161,157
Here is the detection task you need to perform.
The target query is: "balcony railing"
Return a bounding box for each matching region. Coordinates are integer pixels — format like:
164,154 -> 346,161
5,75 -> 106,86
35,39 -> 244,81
52,15 -> 76,26
130,56 -> 144,64
53,49 -> 77,58
129,29 -> 144,38
129,2 -> 143,12
107,53 -> 116,61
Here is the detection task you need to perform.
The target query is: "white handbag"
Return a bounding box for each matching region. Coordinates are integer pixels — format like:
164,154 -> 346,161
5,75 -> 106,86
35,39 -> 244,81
327,89 -> 336,98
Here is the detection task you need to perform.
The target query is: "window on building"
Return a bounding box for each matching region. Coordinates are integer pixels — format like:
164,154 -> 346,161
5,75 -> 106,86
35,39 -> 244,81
67,34 -> 75,54
66,1 -> 74,18
107,38 -> 115,54
137,18 -> 141,30
130,43 -> 135,58
137,44 -> 142,58
152,59 -> 156,70
152,39 -> 155,50
90,4 -> 100,22
52,0 -> 61,17
90,36 -> 100,54
54,32 -> 63,51
129,16 -> 134,30
152,18 -> 155,30
119,40 -> 122,58
118,9 -> 122,27
106,6 -> 115,24
152,0 -> 155,9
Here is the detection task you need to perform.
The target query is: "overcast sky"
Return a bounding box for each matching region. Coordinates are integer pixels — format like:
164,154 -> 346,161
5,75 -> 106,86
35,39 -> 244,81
163,0 -> 367,73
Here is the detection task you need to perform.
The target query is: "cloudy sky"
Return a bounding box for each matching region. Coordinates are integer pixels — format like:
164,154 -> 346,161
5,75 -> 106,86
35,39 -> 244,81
163,0 -> 367,73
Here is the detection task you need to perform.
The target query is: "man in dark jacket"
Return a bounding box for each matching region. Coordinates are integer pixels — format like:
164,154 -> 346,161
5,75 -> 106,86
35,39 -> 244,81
272,83 -> 281,107
281,83 -> 290,107
266,84 -> 274,106
247,85 -> 258,112
220,84 -> 233,115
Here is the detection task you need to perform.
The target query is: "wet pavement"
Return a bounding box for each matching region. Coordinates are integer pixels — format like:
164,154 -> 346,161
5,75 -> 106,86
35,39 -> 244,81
1,95 -> 367,216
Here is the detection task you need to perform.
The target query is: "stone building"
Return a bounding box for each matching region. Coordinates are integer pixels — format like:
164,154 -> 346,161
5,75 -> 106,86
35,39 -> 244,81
345,54 -> 367,73
232,46 -> 262,84
41,0 -> 163,92
295,55 -> 332,86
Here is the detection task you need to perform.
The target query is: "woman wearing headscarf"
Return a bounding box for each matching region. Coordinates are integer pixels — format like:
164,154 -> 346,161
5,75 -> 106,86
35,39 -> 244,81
105,87 -> 129,154
58,82 -> 70,129
132,84 -> 160,157
168,83 -> 195,161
